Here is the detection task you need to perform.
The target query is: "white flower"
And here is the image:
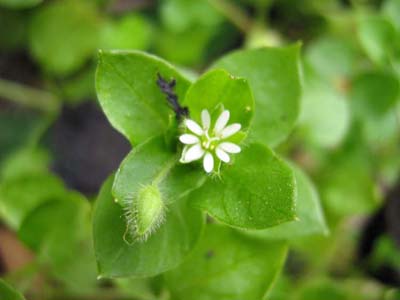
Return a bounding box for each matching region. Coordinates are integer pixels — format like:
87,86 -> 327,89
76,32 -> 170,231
179,109 -> 242,173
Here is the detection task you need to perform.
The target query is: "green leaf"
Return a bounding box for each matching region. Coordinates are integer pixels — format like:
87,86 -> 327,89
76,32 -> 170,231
100,13 -> 153,50
18,193 -> 97,291
0,0 -> 41,9
318,132 -> 381,217
114,277 -> 158,299
59,67 -> 96,104
350,71 -> 399,145
0,110 -> 46,169
96,50 -> 192,145
182,69 -> 254,135
113,136 -> 206,207
359,103 -> 400,146
298,65 -> 350,147
383,0 -> 400,31
155,26 -> 216,67
350,71 -> 399,118
165,224 -> 288,300
191,143 -> 296,229
247,162 -> 328,240
0,147 -> 50,181
357,15 -> 396,65
0,279 -> 25,300
212,45 -> 301,147
160,0 -> 222,33
370,235 -> 400,269
29,1 -> 100,76
305,36 -> 357,80
0,173 -> 65,229
93,175 -> 205,278
296,278 -> 347,300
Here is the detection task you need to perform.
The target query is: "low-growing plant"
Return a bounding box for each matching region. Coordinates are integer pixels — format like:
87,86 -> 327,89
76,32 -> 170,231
0,0 -> 400,300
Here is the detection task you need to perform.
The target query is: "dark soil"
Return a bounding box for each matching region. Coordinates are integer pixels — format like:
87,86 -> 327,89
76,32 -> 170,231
49,101 -> 131,195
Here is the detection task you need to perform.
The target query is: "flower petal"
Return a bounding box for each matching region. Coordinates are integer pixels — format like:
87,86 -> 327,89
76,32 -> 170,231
179,134 -> 199,144
201,109 -> 211,129
220,123 -> 241,138
184,144 -> 204,162
216,148 -> 230,163
185,119 -> 204,135
214,110 -> 230,134
219,142 -> 241,153
179,146 -> 189,163
203,152 -> 214,173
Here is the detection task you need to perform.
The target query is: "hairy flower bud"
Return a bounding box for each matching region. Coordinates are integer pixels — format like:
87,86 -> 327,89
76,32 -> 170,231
124,184 -> 165,242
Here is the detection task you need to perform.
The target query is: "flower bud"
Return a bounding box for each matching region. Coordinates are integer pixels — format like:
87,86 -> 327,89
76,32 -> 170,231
125,184 -> 165,242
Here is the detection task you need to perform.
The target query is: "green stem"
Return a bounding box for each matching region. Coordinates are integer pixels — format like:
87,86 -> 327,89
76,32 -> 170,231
0,78 -> 60,114
207,0 -> 253,33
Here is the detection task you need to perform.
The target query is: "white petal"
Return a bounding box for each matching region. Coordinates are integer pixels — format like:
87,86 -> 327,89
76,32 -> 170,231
216,148 -> 230,163
220,123 -> 241,138
201,109 -> 211,129
184,144 -> 204,162
185,119 -> 203,135
213,110 -> 230,134
179,146 -> 190,163
179,134 -> 199,144
203,152 -> 214,173
219,142 -> 241,153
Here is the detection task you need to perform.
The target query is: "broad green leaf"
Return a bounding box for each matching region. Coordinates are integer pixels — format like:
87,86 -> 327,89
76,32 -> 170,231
0,110 -> 45,169
350,71 -> 399,118
155,26 -> 216,67
96,50 -> 192,145
29,1 -> 100,76
60,67 -> 96,104
370,235 -> 400,269
165,224 -> 288,300
182,69 -> 254,134
0,147 -> 50,181
212,45 -> 301,147
0,0 -> 41,9
320,166 -> 379,217
295,277 -> 393,300
247,162 -> 328,240
297,278 -> 347,300
383,0 -> 400,31
305,36 -> 357,80
0,173 -> 65,229
18,192 -> 97,291
114,277 -> 158,299
93,175 -> 205,278
265,275 -> 292,300
0,279 -> 25,300
360,103 -> 400,146
350,71 -> 399,145
375,131 -> 400,187
298,65 -> 350,147
357,15 -> 396,65
191,143 -> 296,229
100,14 -> 153,50
113,136 -> 206,207
160,0 -> 222,33
318,131 -> 381,217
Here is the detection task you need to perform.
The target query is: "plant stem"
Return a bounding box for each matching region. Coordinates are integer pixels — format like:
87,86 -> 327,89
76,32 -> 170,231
0,78 -> 60,114
207,0 -> 252,33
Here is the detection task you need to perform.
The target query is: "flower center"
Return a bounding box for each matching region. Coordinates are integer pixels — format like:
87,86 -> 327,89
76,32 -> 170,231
201,130 -> 220,150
